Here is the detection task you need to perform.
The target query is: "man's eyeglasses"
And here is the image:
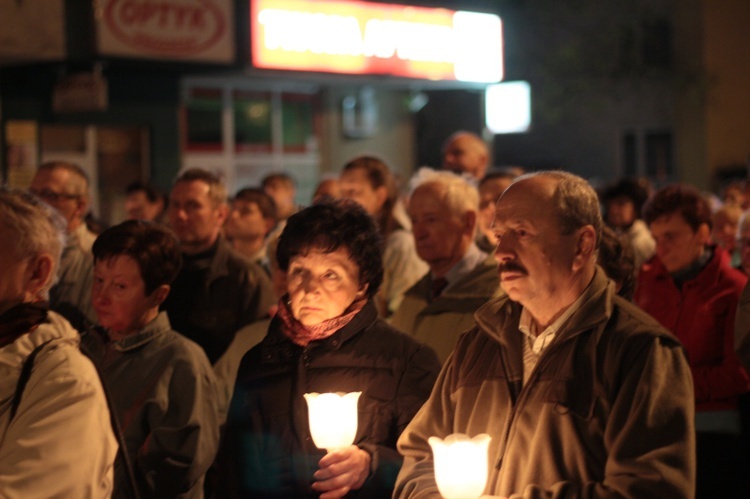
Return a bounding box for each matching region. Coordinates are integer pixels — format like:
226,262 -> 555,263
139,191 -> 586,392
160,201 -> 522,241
29,188 -> 81,203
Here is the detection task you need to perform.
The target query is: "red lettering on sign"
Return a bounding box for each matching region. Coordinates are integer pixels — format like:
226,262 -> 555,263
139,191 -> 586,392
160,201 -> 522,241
104,0 -> 226,55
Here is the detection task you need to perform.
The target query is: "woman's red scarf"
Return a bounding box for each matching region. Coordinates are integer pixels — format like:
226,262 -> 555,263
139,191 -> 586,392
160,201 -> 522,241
276,295 -> 366,347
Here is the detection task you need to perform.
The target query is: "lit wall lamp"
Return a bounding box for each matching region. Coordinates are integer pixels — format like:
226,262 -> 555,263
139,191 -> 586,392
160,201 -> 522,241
304,392 -> 362,451
428,433 -> 492,499
485,81 -> 531,134
406,88 -> 429,113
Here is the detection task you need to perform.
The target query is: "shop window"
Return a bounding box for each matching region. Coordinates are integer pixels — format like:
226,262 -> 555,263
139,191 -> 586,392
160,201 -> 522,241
181,81 -> 320,200
620,128 -> 673,182
645,130 -> 672,180
282,93 -> 317,152
96,126 -> 150,224
185,88 -> 223,151
38,124 -> 149,225
234,91 -> 272,152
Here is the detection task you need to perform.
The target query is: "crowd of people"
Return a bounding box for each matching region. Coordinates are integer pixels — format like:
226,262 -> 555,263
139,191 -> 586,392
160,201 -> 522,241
1,129 -> 749,498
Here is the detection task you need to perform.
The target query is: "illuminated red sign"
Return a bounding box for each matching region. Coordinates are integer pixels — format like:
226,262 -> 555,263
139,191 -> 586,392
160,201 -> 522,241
250,0 -> 503,83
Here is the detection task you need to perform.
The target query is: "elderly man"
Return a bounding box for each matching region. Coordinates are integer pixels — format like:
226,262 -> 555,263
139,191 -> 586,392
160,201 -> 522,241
391,169 -> 500,362
0,188 -> 116,496
29,161 -> 97,330
441,130 -> 490,181
163,168 -> 274,364
635,184 -> 748,497
395,171 -> 695,498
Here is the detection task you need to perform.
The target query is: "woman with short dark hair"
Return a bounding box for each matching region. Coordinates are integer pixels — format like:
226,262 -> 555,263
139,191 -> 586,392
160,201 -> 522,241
216,199 -> 440,498
83,220 -> 220,499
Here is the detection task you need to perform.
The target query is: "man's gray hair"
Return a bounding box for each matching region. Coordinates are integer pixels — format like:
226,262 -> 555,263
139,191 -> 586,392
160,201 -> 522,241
174,167 -> 228,208
408,167 -> 479,218
37,161 -> 90,197
0,188 -> 67,296
520,170 -> 603,248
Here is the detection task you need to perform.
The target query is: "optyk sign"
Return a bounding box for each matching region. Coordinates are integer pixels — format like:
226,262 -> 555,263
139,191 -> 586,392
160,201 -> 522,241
96,0 -> 235,62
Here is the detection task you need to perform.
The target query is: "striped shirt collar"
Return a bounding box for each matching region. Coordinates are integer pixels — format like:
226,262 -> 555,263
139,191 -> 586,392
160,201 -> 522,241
518,290 -> 588,354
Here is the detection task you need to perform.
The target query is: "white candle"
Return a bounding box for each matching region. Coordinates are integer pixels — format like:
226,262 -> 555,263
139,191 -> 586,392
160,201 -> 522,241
429,433 -> 491,499
304,391 -> 361,451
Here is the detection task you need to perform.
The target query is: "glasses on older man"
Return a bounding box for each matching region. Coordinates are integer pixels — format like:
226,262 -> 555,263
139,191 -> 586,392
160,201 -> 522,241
29,188 -> 81,203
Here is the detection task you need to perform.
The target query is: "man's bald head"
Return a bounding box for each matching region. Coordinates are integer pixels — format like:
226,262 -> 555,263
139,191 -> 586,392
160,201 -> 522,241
441,131 -> 489,180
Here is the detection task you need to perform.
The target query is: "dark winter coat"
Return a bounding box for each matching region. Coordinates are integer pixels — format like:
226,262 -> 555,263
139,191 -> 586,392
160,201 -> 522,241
215,300 -> 441,498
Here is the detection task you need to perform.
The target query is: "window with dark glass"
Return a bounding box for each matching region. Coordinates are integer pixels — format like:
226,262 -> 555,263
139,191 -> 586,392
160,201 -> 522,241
282,93 -> 317,152
234,91 -> 272,152
185,89 -> 223,151
645,130 -> 673,179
